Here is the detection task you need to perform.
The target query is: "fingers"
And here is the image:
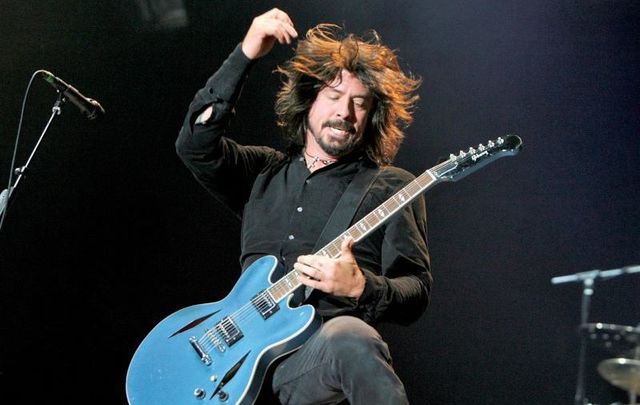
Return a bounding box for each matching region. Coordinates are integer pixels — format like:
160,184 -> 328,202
265,8 -> 295,29
296,270 -> 322,291
265,9 -> 298,44
256,8 -> 297,41
293,238 -> 362,297
340,236 -> 355,258
282,22 -> 299,43
293,260 -> 322,281
271,22 -> 297,45
295,262 -> 331,294
242,8 -> 298,59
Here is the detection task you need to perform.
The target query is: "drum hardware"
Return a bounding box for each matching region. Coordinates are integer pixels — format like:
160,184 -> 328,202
598,358 -> 640,393
597,357 -> 640,405
551,264 -> 640,405
582,323 -> 640,352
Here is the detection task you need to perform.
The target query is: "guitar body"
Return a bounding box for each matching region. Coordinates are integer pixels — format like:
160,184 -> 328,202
126,255 -> 321,405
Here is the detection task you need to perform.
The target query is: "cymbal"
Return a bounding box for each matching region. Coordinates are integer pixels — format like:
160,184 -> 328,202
597,358 -> 640,393
582,323 -> 640,351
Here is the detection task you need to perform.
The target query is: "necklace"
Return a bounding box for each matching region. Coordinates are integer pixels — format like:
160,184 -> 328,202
304,149 -> 337,170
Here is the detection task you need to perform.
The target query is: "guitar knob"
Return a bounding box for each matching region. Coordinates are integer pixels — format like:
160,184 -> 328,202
194,388 -> 206,400
488,140 -> 495,147
218,390 -> 229,402
478,144 -> 485,151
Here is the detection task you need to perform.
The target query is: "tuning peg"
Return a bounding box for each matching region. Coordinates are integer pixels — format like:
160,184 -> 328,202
487,140 -> 495,147
468,147 -> 477,154
478,144 -> 486,151
458,150 -> 467,158
449,153 -> 457,160
497,137 -> 504,145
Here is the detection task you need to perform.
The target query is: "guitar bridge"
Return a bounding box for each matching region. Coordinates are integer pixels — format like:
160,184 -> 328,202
189,336 -> 212,365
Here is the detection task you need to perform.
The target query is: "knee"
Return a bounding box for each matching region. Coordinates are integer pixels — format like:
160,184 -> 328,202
319,316 -> 391,364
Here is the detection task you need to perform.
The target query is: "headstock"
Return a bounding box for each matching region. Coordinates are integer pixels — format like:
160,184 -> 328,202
432,134 -> 523,182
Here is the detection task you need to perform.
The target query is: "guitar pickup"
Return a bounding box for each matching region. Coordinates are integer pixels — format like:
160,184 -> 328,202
251,291 -> 280,320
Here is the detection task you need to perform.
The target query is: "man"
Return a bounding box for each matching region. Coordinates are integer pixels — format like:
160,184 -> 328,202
176,8 -> 431,404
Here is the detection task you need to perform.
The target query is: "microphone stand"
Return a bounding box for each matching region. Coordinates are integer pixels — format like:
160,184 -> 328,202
0,92 -> 64,221
551,265 -> 640,405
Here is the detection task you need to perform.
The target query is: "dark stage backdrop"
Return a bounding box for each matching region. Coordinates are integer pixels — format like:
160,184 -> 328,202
1,1 -> 638,404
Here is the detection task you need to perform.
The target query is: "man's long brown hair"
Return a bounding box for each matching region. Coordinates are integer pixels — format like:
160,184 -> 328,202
275,24 -> 421,166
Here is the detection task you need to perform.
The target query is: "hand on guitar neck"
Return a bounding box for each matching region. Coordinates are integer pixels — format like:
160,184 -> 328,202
294,237 -> 366,300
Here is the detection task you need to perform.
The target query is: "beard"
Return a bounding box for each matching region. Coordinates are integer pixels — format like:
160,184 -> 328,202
310,119 -> 362,158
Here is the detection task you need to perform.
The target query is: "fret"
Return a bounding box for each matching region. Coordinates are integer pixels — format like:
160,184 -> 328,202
415,172 -> 434,189
272,284 -> 285,301
315,248 -> 330,258
405,180 -> 421,195
286,273 -> 298,291
325,243 -> 340,258
381,202 -> 397,216
375,205 -> 389,218
396,189 -> 409,203
347,227 -> 362,242
284,275 -> 295,289
364,213 -> 378,231
357,221 -> 369,234
382,199 -> 398,213
269,288 -> 281,302
271,273 -> 299,301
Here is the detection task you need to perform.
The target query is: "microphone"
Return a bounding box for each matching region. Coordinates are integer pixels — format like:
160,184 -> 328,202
40,70 -> 105,120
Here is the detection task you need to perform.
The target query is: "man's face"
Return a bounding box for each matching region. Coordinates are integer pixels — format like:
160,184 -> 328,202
305,70 -> 374,158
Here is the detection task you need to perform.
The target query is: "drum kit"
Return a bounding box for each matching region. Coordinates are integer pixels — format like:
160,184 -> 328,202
582,322 -> 640,405
551,265 -> 640,405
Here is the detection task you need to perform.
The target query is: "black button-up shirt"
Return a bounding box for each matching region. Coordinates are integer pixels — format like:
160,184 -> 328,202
176,44 -> 431,325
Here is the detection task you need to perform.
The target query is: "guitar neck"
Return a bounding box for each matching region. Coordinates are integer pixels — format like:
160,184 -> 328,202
267,167 -> 442,303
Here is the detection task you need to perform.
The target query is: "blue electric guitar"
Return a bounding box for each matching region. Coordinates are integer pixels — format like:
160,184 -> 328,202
126,135 -> 523,404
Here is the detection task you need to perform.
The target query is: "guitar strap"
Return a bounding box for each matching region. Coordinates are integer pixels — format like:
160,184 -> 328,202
301,161 -> 381,300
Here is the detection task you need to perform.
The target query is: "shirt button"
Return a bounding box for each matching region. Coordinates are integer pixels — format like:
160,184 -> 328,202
305,179 -> 311,184
296,207 -> 303,212
288,234 -> 295,240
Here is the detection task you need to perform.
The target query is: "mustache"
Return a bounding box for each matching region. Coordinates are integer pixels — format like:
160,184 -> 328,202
322,120 -> 355,134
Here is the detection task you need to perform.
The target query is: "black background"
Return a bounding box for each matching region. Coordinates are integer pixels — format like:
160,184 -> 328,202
1,1 -> 638,404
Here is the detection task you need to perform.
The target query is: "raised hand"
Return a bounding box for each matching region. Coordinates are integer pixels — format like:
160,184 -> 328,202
241,8 -> 298,60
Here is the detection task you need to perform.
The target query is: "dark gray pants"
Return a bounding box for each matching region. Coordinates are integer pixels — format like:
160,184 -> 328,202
271,316 -> 409,405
